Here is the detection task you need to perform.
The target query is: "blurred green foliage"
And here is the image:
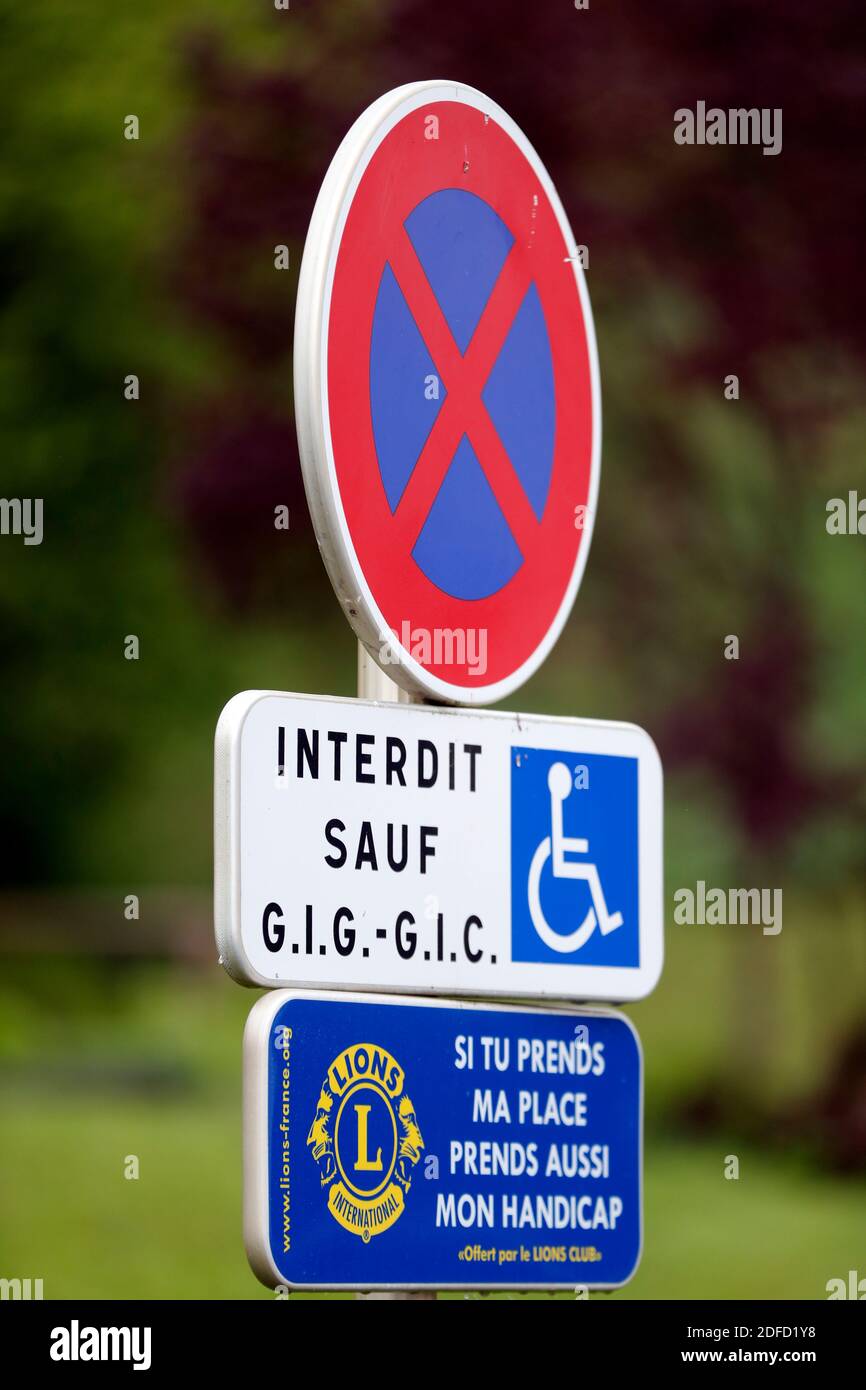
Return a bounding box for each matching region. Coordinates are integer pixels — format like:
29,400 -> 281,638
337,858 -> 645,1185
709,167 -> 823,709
0,2 -> 336,883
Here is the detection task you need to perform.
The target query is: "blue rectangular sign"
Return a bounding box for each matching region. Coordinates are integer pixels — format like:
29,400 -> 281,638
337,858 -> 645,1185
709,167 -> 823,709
244,991 -> 642,1291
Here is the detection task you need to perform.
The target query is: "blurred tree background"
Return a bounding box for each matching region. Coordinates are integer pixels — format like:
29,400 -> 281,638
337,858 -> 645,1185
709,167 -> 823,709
0,0 -> 864,1298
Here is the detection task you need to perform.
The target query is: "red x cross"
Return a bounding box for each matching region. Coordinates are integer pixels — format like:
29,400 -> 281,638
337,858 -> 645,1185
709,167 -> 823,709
385,224 -> 542,556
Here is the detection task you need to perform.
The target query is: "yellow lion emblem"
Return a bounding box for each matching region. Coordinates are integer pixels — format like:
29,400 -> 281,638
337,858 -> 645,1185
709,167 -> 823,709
307,1043 -> 424,1241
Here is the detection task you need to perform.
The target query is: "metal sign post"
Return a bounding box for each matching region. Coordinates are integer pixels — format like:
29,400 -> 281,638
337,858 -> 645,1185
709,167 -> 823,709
355,644 -> 433,1300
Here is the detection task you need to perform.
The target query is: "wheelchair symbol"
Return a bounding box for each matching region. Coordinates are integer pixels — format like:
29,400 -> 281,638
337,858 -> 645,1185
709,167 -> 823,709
527,762 -> 624,954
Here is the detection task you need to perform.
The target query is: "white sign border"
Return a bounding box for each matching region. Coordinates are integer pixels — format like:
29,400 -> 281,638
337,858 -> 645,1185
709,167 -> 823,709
294,79 -> 602,705
244,989 -> 644,1293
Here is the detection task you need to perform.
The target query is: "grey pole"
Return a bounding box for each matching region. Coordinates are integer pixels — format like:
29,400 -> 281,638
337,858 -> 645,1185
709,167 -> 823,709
354,642 -> 437,1301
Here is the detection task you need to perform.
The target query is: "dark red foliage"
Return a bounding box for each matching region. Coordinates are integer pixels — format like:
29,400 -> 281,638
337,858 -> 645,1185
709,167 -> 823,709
168,2 -> 866,591
174,404 -> 307,609
378,0 -> 866,392
809,1026 -> 866,1173
164,2 -> 866,849
661,588 -> 860,850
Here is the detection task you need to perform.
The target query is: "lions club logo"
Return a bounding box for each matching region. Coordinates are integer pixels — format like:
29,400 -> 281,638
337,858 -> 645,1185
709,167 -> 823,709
306,1042 -> 424,1242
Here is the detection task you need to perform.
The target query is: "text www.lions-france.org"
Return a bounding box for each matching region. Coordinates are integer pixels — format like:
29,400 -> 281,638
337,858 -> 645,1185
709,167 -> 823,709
277,1026 -> 292,1254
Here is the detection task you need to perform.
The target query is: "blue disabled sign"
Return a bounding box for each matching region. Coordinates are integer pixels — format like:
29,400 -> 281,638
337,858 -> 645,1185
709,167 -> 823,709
511,746 -> 640,967
244,991 -> 642,1292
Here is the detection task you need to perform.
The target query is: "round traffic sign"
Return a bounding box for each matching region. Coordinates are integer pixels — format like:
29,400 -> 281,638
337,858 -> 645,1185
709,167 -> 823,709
295,81 -> 600,704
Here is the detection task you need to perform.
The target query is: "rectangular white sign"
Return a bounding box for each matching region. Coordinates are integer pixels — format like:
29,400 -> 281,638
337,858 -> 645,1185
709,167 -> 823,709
215,691 -> 663,1001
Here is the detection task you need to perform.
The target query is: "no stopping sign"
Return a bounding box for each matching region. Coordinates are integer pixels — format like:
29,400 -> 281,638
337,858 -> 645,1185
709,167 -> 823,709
295,81 -> 600,704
